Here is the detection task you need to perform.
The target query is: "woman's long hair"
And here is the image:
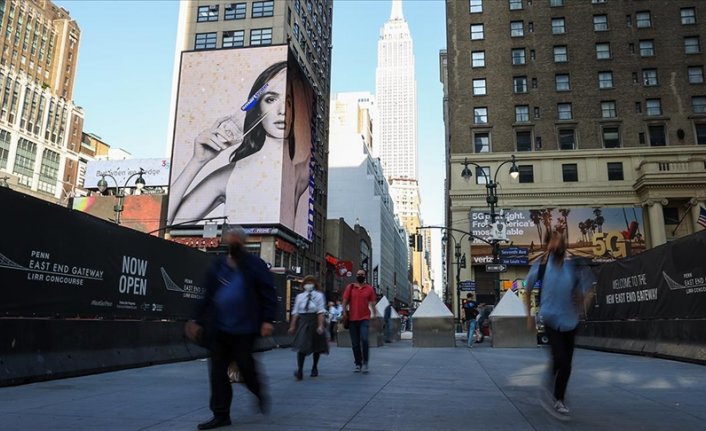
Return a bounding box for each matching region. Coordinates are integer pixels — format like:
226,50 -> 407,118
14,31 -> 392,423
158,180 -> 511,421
229,61 -> 293,164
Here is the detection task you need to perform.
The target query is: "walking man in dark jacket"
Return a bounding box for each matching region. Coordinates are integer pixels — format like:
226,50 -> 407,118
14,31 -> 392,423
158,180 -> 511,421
185,225 -> 277,430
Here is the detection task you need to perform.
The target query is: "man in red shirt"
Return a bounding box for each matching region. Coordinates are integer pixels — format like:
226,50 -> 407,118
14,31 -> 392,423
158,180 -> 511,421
342,269 -> 378,373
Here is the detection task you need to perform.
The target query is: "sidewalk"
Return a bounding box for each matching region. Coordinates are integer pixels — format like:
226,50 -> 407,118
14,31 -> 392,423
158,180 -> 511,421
1,339 -> 705,430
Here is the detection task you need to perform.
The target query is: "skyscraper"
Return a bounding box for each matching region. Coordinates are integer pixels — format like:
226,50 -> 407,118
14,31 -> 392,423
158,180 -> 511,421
375,0 -> 416,181
375,0 -> 430,300
443,0 -> 706,316
0,0 -> 85,203
167,1 -> 333,280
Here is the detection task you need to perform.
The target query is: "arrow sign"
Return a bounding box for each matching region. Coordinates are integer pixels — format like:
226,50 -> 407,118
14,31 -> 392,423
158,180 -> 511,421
485,263 -> 507,273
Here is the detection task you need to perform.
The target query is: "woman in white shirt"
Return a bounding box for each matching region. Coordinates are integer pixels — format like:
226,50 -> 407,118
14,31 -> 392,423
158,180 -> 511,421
288,275 -> 328,380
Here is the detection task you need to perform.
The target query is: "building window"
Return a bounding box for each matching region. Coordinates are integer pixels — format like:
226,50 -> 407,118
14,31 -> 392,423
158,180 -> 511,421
518,165 -> 534,183
470,0 -> 483,14
639,40 -> 654,57
550,0 -> 564,7
552,18 -> 566,34
472,51 -> 485,68
598,71 -> 614,89
681,7 -> 696,25
473,79 -> 487,95
197,5 -> 219,22
557,103 -> 572,120
0,128 -> 10,169
475,166 -> 490,185
515,105 -> 530,122
642,69 -> 658,86
513,76 -> 528,93
471,24 -> 484,40
474,107 -> 488,124
607,162 -> 624,180
648,125 -> 667,146
685,36 -> 701,54
511,21 -> 524,37
553,45 -> 568,62
646,98 -> 662,116
13,138 -> 37,187
222,31 -> 245,48
555,74 -> 570,91
636,11 -> 651,28
250,28 -> 273,45
562,163 -> 578,182
252,1 -> 274,18
601,101 -> 617,118
474,132 -> 490,152
603,127 -> 621,148
696,124 -> 706,144
516,131 -> 532,151
593,15 -> 608,31
194,32 -> 217,50
224,3 -> 246,20
596,43 -> 611,59
534,107 -> 541,119
693,96 -> 706,114
559,128 -> 576,150
38,148 -> 60,195
509,0 -> 523,10
512,48 -> 526,65
688,66 -> 704,84
592,0 -> 607,3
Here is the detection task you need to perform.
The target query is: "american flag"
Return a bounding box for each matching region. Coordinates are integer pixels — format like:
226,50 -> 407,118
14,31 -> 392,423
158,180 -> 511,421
698,206 -> 706,229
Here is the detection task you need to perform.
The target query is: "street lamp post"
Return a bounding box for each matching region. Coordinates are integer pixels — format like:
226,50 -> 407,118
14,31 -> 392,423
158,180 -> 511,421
460,155 -> 519,263
97,168 -> 147,225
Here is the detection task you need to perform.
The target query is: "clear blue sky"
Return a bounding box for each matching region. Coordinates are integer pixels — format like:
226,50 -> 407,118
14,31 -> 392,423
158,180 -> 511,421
57,0 -> 446,291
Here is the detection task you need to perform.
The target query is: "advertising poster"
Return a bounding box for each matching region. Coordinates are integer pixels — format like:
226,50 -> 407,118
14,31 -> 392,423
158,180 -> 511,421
589,230 -> 706,321
469,207 -> 645,264
83,158 -> 171,188
168,45 -> 314,240
0,188 -> 212,319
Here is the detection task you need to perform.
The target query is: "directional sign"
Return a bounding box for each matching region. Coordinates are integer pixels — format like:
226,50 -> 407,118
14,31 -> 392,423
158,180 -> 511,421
500,247 -> 529,257
458,280 -> 476,291
485,263 -> 508,273
501,257 -> 529,265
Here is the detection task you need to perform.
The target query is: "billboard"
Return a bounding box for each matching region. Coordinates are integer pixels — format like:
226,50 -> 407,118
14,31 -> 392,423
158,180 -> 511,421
168,45 -> 315,240
0,187 -> 211,319
84,158 -> 171,188
469,207 -> 646,264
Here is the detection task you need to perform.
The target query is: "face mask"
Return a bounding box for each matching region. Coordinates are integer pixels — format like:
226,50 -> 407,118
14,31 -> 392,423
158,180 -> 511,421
303,283 -> 314,292
356,275 -> 366,283
229,243 -> 245,258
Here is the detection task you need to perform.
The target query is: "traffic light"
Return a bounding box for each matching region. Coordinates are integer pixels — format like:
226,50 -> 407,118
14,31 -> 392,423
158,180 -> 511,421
409,234 -> 416,249
415,234 -> 423,252
460,254 -> 467,269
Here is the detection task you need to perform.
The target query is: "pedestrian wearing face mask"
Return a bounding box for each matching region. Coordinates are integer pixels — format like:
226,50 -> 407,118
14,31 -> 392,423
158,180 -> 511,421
341,270 -> 378,373
288,275 -> 328,380
185,225 -> 276,430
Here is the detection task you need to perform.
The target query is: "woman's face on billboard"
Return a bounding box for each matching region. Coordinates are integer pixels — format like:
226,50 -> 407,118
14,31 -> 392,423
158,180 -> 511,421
259,69 -> 292,139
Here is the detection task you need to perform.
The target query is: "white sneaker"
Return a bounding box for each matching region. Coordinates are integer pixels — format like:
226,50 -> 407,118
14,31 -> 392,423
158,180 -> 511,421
554,400 -> 570,415
361,363 -> 369,373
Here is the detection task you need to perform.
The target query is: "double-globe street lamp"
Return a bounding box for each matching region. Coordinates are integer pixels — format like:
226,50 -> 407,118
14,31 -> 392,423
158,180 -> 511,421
97,168 -> 147,225
460,155 -> 519,263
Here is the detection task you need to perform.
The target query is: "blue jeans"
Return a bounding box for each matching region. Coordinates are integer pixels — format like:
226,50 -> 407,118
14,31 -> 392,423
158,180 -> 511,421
349,320 -> 369,366
466,320 -> 478,347
384,318 -> 392,341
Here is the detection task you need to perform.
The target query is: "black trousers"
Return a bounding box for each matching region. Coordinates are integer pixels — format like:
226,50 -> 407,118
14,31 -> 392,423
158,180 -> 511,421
209,331 -> 262,418
546,326 -> 576,402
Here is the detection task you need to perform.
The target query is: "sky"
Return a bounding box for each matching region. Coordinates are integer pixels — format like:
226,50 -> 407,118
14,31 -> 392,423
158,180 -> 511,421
56,0 -> 447,295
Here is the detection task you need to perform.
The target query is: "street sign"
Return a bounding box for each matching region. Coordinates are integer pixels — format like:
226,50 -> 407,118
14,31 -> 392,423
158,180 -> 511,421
501,257 -> 529,265
485,263 -> 508,273
500,247 -> 529,257
459,280 -> 476,291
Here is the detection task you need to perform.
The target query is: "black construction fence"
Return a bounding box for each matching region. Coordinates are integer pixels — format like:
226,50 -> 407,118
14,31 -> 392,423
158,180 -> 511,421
0,188 -> 290,386
579,230 -> 706,363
